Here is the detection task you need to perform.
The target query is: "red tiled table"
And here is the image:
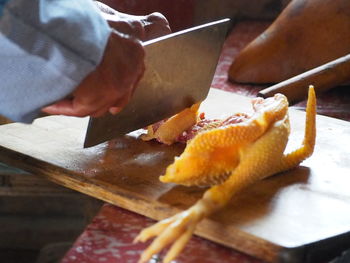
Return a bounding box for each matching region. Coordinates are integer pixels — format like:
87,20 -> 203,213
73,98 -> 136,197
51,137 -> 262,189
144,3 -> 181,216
62,21 -> 350,263
62,204 -> 263,263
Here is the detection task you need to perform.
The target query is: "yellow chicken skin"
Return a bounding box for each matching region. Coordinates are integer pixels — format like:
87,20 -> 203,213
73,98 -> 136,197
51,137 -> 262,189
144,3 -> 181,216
135,87 -> 316,263
141,103 -> 201,145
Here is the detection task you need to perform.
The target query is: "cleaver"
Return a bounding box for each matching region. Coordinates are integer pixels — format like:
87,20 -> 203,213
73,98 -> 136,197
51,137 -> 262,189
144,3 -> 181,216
84,18 -> 230,148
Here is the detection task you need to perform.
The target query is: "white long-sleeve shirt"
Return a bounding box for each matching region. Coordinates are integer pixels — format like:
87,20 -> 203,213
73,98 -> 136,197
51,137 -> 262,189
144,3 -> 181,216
0,0 -> 111,122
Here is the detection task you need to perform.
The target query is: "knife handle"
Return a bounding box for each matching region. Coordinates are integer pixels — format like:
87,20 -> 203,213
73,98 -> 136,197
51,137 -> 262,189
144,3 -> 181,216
258,53 -> 350,103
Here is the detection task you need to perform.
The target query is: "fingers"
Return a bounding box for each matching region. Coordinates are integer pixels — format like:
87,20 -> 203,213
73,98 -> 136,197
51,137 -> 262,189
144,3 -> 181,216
41,97 -> 111,117
108,97 -> 128,115
41,89 -> 131,118
96,5 -> 147,40
107,91 -> 132,115
142,12 -> 171,40
41,79 -> 133,118
41,99 -> 75,116
98,5 -> 171,41
108,20 -> 146,40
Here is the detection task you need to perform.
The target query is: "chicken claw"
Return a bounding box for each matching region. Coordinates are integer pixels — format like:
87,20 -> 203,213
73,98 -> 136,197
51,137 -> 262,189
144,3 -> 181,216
135,202 -> 209,263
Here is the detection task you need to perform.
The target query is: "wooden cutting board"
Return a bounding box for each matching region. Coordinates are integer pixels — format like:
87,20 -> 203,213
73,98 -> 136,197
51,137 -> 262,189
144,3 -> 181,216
0,89 -> 350,263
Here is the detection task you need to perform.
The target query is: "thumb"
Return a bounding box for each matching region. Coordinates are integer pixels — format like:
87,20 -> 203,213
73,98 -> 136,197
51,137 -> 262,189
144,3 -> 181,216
41,99 -> 76,116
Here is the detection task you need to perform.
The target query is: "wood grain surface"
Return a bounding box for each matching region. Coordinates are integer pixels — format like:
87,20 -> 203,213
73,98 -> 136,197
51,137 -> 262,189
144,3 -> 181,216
0,89 -> 350,263
258,53 -> 350,103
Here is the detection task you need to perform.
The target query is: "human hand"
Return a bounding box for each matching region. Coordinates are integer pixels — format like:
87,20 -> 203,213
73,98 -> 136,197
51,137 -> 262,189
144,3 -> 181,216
41,3 -> 171,118
95,1 -> 171,41
41,30 -> 145,117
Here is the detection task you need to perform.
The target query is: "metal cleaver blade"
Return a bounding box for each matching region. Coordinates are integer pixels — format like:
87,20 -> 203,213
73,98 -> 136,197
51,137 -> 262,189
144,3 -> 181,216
83,18 -> 230,148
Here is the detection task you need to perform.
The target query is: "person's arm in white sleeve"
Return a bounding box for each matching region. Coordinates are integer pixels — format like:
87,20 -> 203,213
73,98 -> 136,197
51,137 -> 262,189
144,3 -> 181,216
0,0 -> 170,123
42,2 -> 171,118
0,0 -> 111,122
